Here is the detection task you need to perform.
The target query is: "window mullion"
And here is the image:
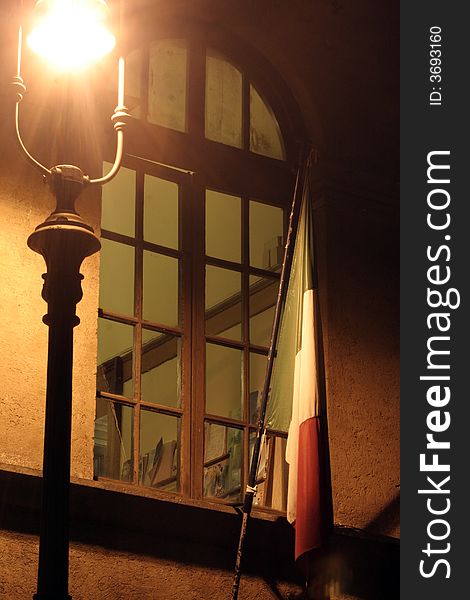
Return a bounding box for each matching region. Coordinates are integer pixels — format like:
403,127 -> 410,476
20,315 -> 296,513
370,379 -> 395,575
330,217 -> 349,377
132,169 -> 144,485
190,174 -> 206,499
179,175 -> 193,497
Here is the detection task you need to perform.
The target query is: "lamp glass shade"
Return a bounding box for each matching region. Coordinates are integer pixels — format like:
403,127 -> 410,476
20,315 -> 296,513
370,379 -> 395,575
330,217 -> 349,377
27,0 -> 116,71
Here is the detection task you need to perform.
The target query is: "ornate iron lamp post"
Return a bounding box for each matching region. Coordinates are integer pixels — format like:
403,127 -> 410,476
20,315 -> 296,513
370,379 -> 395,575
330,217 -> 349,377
10,2 -> 129,598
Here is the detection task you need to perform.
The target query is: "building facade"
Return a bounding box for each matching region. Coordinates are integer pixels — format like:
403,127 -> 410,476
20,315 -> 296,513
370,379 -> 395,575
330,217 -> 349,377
0,1 -> 399,598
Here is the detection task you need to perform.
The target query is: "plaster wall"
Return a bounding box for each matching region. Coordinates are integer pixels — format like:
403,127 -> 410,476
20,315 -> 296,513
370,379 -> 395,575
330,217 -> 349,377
1,529 -> 368,600
0,147 -> 100,480
323,197 -> 399,537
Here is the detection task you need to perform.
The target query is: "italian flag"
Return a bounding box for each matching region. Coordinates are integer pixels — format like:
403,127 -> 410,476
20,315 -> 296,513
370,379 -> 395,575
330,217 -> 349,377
269,167 -> 328,565
286,282 -> 323,563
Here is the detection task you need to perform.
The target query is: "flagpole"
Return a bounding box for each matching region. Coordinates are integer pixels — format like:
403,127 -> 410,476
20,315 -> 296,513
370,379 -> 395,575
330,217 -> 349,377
231,148 -> 313,600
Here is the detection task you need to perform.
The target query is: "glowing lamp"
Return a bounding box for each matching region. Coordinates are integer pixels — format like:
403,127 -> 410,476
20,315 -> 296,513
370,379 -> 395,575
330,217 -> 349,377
27,0 -> 116,70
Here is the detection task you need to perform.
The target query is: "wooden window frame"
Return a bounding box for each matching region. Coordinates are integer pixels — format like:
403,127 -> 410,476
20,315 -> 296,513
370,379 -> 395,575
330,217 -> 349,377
97,19 -> 305,515
98,157 -> 192,496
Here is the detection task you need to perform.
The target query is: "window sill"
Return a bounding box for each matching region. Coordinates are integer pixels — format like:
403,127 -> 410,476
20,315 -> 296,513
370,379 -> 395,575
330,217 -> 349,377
0,462 -> 284,521
92,475 -> 286,522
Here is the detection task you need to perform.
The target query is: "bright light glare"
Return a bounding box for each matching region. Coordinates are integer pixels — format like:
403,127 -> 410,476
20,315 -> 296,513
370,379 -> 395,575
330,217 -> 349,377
27,0 -> 115,71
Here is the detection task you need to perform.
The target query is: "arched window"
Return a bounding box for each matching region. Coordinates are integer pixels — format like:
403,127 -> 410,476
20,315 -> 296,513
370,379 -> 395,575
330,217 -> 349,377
94,21 -> 304,513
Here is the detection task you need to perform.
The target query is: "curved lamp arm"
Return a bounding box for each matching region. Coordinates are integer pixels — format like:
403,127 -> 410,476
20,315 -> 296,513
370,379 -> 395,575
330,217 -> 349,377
14,97 -> 51,177
89,56 -> 130,185
11,25 -> 51,178
12,23 -> 128,186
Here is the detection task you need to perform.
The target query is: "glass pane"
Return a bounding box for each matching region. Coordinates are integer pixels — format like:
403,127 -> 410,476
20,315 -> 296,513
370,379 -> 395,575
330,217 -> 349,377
144,175 -> 179,249
143,251 -> 179,326
99,239 -> 135,316
249,352 -> 267,424
148,39 -> 187,132
250,432 -> 288,511
249,200 -> 284,270
249,276 -> 278,346
204,422 -> 243,502
101,163 -> 135,237
97,318 -> 134,398
205,50 -> 242,148
139,410 -> 180,492
206,266 -> 242,340
141,330 -> 181,408
206,189 -> 241,262
125,48 -> 142,118
94,399 -> 133,482
206,343 -> 243,420
250,84 -> 285,160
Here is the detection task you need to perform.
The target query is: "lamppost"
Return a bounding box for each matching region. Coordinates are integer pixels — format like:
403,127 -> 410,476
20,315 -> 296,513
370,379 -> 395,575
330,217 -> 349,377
10,1 -> 129,598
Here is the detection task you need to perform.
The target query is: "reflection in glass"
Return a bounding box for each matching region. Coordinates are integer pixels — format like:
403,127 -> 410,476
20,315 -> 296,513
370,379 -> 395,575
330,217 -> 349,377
206,189 -> 241,263
99,239 -> 135,316
141,330 -> 181,408
204,422 -> 243,502
249,352 -> 267,425
144,175 -> 179,249
96,318 -> 134,398
249,200 -> 284,270
148,39 -> 187,132
101,163 -> 135,237
206,343 -> 242,420
206,266 -> 242,340
205,50 -> 242,148
139,410 -> 180,491
250,84 -> 285,160
250,432 -> 288,511
143,252 -> 179,326
94,399 -> 133,482
249,276 -> 278,346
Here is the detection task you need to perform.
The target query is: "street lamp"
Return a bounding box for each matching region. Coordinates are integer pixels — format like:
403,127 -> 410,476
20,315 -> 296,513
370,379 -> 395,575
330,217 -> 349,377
10,1 -> 129,598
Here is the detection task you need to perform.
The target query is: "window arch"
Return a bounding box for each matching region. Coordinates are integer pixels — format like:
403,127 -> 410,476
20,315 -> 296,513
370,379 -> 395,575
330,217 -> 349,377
95,20 -> 306,513
122,39 -> 286,160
